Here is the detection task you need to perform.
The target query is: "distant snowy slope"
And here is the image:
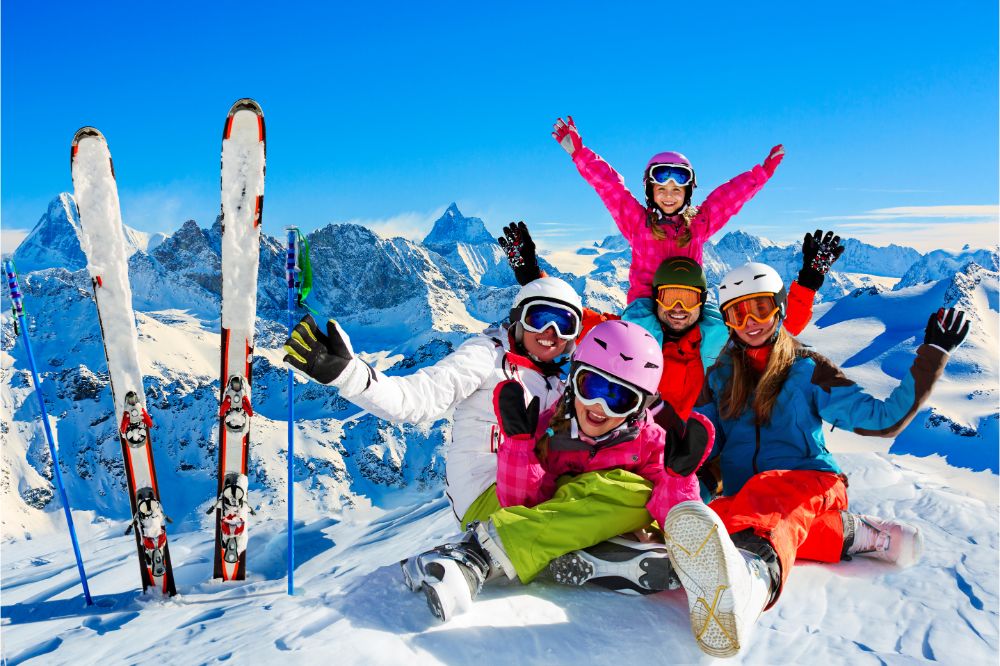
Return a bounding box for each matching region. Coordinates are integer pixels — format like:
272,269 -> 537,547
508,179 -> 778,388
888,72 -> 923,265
11,195 -> 88,273
895,245 -> 1000,290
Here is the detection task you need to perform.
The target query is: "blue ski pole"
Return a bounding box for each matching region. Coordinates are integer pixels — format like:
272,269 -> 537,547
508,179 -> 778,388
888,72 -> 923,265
285,228 -> 298,595
4,260 -> 93,605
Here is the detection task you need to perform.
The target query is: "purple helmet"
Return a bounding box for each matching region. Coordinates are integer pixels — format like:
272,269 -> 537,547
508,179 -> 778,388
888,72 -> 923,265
644,151 -> 697,216
572,320 -> 662,395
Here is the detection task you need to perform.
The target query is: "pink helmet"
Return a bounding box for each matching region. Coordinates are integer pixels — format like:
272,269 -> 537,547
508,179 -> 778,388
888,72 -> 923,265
572,320 -> 663,395
644,151 -> 697,216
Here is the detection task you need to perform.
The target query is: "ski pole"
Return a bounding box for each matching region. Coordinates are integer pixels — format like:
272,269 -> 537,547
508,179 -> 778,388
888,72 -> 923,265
4,260 -> 93,605
285,228 -> 298,595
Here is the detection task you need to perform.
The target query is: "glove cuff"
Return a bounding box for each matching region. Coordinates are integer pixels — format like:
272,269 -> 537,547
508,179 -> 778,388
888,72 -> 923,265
797,267 -> 825,291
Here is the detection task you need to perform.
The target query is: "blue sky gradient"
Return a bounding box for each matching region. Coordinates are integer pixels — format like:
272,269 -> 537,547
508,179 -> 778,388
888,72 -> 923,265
3,1 -> 997,252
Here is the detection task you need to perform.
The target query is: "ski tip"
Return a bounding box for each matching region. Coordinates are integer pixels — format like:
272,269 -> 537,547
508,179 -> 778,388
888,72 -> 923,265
72,126 -> 106,146
70,126 -> 107,163
227,98 -> 264,117
223,98 -> 265,143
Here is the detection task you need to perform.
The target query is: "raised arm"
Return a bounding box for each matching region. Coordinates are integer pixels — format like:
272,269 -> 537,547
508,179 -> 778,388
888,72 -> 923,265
691,145 -> 784,243
553,116 -> 647,242
813,309 -> 968,436
284,315 -> 497,424
785,229 -> 846,336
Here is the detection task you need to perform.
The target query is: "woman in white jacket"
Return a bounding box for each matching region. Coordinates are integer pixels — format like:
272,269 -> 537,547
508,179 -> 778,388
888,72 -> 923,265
284,277 -> 584,526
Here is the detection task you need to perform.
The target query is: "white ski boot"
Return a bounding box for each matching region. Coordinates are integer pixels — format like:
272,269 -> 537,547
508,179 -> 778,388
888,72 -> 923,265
663,501 -> 774,658
401,521 -> 516,621
548,533 -> 680,595
842,512 -> 923,568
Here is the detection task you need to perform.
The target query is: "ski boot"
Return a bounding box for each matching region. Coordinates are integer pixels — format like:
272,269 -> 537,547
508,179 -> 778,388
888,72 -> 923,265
401,521 -> 516,621
207,473 -> 254,565
126,487 -> 171,580
842,512 -> 923,568
663,501 -> 777,659
548,532 -> 680,595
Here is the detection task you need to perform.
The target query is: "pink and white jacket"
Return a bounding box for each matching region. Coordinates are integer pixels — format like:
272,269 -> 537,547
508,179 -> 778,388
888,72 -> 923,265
572,146 -> 772,303
495,400 -> 714,527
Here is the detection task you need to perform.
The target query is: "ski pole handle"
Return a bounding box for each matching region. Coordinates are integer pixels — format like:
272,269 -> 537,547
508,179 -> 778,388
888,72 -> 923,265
5,260 -> 24,321
286,228 -> 299,290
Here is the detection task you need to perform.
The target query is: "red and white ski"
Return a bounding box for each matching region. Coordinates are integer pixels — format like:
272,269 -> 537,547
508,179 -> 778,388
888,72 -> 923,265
71,127 -> 177,596
212,99 -> 265,580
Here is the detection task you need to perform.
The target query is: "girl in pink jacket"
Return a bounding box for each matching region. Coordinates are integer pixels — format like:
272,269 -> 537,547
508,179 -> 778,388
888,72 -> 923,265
552,116 -> 784,304
400,320 -> 713,621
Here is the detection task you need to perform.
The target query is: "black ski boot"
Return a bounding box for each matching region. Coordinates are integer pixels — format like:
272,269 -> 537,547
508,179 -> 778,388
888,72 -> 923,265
549,532 -> 680,595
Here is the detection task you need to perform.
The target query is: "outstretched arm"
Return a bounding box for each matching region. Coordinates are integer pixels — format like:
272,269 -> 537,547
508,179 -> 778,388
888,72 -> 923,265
284,315 -> 497,424
691,145 -> 784,243
815,309 -> 968,436
553,116 -> 647,242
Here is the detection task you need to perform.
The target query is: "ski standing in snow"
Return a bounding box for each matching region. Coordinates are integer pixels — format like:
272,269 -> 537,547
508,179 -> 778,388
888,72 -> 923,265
71,127 -> 176,596
212,99 -> 266,581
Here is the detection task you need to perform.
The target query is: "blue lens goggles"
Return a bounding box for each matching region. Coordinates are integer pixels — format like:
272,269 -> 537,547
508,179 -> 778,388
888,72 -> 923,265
520,301 -> 581,340
648,163 -> 694,187
573,367 -> 643,418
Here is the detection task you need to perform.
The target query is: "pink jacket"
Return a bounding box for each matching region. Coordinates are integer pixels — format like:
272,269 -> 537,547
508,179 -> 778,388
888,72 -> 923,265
572,147 -> 772,303
495,406 -> 714,527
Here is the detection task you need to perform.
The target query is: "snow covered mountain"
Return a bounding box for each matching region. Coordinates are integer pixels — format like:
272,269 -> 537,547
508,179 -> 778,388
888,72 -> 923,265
2,195 -> 998,664
895,245 -> 1000,290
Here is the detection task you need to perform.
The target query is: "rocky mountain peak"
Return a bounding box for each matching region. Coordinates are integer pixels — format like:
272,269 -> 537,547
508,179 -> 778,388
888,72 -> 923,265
11,193 -> 87,273
423,203 -> 494,249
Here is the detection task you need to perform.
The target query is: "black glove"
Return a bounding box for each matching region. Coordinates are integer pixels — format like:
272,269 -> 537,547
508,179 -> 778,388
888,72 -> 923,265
656,403 -> 713,477
495,380 -> 540,437
283,314 -> 354,384
798,229 -> 845,291
923,307 -> 970,353
497,221 -> 541,286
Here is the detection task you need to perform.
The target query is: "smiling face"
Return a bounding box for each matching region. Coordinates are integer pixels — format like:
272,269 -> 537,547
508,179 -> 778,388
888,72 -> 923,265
652,183 -> 686,215
521,327 -> 571,362
732,314 -> 778,346
574,396 -> 627,438
656,300 -> 701,332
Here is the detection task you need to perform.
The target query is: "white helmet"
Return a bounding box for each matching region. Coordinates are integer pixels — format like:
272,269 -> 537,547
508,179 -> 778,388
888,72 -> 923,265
717,262 -> 787,318
509,277 -> 584,355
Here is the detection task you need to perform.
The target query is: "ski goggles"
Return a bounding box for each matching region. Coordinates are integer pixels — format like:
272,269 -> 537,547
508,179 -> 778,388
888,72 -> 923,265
572,366 -> 645,418
722,294 -> 780,330
656,285 -> 703,312
648,163 -> 694,187
519,300 -> 581,340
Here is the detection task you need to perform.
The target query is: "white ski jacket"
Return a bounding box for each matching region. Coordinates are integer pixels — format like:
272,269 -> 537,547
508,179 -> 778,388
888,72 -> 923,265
332,326 -> 566,521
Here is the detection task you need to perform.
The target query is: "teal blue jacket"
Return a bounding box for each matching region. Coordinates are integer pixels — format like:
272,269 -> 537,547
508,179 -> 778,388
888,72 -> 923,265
696,342 -> 948,495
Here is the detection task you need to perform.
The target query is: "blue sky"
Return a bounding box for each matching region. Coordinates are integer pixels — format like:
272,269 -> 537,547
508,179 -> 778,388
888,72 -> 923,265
3,1 -> 997,253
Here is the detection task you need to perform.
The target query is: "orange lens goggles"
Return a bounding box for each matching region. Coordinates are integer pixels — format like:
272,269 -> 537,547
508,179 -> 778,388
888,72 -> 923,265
656,285 -> 703,312
722,294 -> 779,330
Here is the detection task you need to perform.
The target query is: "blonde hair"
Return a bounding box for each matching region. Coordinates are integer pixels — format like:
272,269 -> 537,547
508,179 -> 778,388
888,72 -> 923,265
717,328 -> 798,424
647,206 -> 698,248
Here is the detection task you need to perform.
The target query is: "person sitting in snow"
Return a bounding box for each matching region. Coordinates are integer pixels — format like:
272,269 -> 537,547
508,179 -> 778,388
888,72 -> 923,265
282,275 -> 587,529
551,115 -> 785,345
657,261 -> 970,659
219,375 -> 253,433
399,320 -> 715,621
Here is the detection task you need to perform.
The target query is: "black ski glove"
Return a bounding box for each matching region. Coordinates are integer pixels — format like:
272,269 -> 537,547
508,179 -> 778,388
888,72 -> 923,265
283,314 -> 354,384
497,221 -> 542,286
494,380 -> 540,437
923,307 -> 970,353
798,229 -> 845,291
655,402 -> 713,477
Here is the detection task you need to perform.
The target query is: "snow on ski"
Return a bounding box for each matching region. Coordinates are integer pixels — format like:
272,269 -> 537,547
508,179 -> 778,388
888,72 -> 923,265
213,99 -> 265,581
70,127 -> 177,596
